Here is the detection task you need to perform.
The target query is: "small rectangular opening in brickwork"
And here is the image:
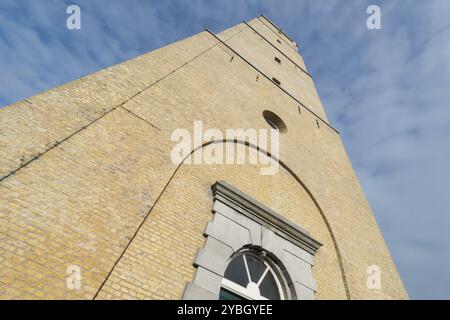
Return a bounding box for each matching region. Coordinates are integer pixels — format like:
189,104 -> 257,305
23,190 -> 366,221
272,77 -> 281,86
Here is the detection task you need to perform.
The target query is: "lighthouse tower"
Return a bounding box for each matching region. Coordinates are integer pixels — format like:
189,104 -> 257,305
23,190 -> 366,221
0,16 -> 407,300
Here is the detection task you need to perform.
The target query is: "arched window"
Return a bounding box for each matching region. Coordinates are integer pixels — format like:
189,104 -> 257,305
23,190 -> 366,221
219,250 -> 286,300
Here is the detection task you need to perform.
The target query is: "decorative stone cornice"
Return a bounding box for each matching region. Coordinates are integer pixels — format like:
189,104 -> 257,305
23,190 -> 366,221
211,181 -> 322,255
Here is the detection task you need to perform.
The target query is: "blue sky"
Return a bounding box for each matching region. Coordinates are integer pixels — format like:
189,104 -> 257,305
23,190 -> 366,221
1,0 -> 449,299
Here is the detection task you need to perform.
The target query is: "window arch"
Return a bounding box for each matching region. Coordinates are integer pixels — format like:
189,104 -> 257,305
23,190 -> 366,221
219,249 -> 288,300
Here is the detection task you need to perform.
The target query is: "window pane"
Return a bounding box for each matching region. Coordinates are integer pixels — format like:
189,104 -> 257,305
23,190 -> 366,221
259,271 -> 281,300
224,255 -> 248,287
245,255 -> 267,283
219,288 -> 246,300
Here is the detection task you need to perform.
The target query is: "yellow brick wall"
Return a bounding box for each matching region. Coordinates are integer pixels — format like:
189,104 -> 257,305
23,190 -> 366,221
0,18 -> 407,299
223,22 -> 328,121
96,160 -> 347,300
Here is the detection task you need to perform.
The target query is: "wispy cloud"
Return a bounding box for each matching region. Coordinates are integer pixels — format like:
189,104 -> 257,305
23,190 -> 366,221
1,0 -> 449,299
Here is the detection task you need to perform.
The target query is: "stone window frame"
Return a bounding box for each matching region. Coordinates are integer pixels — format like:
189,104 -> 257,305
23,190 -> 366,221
183,181 -> 322,300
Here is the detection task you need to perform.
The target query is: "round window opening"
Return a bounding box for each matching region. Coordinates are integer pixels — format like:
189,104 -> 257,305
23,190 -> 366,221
263,110 -> 287,133
219,249 -> 288,300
